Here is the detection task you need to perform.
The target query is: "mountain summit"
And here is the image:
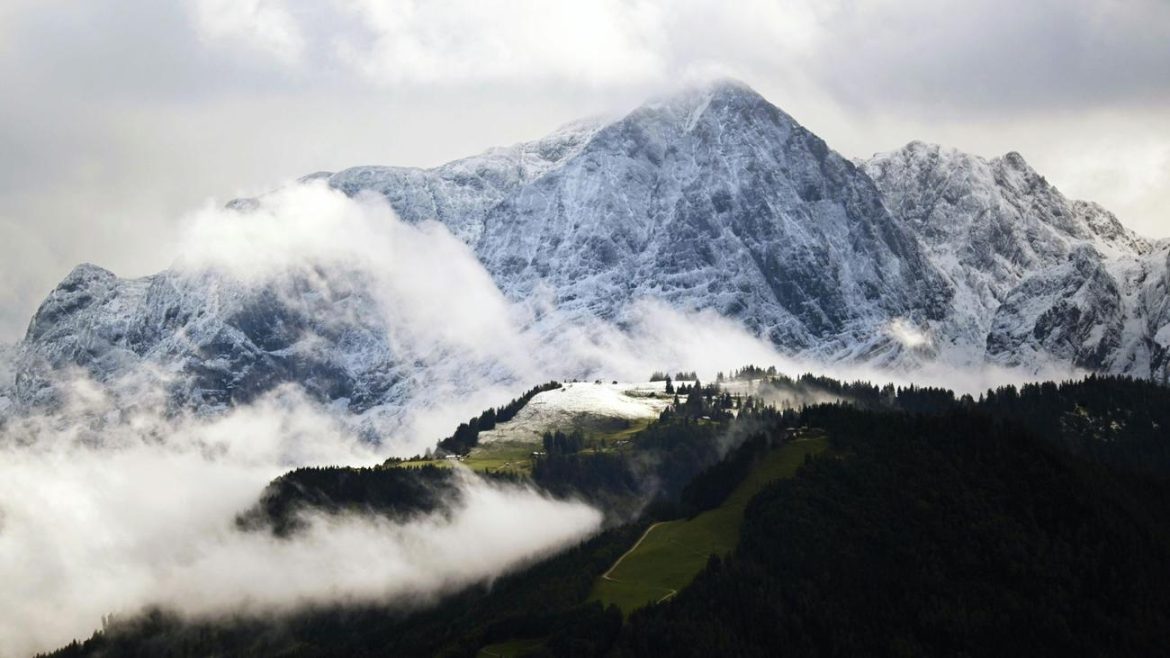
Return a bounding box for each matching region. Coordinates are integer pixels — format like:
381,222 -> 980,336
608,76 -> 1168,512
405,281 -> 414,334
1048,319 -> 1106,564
336,80 -> 953,358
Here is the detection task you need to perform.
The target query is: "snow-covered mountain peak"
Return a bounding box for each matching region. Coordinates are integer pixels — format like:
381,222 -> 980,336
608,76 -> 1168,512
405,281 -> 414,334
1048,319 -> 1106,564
993,149 -> 1032,172
617,77 -> 798,140
26,263 -> 122,341
639,77 -> 776,113
60,262 -> 118,288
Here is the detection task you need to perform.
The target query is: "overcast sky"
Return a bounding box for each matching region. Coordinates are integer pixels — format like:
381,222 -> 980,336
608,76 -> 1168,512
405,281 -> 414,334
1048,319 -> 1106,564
1,0 -> 1168,341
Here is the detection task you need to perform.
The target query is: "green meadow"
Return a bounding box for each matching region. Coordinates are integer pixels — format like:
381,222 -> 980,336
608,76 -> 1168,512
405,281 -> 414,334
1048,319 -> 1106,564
591,435 -> 828,614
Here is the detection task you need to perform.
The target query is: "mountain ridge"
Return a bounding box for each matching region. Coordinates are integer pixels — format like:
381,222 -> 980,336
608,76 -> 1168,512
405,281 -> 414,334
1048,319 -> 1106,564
6,79 -> 1167,423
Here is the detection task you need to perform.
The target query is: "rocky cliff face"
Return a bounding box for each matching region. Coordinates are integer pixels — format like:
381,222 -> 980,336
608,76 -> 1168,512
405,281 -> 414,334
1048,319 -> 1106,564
463,82 -> 951,362
7,80 -> 1167,421
862,141 -> 1164,376
326,118 -> 603,245
14,262 -> 407,413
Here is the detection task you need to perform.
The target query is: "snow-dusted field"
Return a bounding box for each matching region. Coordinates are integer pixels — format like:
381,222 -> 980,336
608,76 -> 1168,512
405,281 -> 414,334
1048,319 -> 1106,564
475,378 -> 791,446
478,381 -> 678,445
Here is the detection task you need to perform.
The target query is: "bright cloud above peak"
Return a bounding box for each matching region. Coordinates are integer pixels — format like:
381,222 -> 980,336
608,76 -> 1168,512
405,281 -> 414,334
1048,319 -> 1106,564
339,0 -> 668,87
192,0 -> 305,63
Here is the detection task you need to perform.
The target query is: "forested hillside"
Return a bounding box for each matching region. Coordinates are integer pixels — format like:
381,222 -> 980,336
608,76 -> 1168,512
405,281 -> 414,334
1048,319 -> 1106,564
614,406 -> 1170,656
45,373 -> 1170,657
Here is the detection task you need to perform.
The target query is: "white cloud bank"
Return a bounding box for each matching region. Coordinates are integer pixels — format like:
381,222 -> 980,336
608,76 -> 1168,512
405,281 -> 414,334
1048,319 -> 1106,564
0,376 -> 600,658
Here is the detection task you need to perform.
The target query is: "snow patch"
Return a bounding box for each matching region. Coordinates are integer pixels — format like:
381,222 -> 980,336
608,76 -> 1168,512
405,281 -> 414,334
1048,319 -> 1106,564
478,381 -> 672,444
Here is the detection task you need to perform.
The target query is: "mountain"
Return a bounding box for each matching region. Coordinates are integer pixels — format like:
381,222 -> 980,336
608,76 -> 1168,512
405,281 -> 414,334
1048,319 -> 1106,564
469,82 -> 952,360
326,81 -> 953,359
863,141 -> 1169,378
319,81 -> 1168,378
6,80 -> 1168,420
12,262 -> 409,413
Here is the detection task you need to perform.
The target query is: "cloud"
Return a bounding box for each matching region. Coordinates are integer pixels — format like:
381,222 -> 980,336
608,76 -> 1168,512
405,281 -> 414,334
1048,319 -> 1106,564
164,182 -> 876,448
163,184 -> 546,454
180,0 -> 1170,114
337,0 -> 667,87
190,0 -> 305,63
887,318 -> 932,350
179,184 -> 523,358
808,0 -> 1170,115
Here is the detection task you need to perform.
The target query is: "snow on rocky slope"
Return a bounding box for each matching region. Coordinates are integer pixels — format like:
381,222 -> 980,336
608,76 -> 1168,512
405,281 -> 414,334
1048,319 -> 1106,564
477,381 -> 673,445
12,262 -> 411,415
324,80 -> 952,364
6,80 -> 1168,430
325,118 -> 604,246
863,141 -> 1167,377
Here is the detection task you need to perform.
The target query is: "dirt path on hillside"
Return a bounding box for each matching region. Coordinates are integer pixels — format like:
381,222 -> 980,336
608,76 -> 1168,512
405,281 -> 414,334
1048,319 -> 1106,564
602,521 -> 665,581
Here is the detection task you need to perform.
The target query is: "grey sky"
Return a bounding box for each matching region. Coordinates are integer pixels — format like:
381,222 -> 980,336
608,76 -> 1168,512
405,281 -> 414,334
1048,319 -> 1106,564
1,0 -> 1167,341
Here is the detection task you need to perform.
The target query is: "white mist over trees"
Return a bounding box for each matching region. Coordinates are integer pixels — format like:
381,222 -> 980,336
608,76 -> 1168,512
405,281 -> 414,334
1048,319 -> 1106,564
0,375 -> 601,658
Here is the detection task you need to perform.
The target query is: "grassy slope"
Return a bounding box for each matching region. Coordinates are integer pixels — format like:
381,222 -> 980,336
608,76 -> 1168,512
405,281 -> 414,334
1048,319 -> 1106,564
590,436 -> 828,614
